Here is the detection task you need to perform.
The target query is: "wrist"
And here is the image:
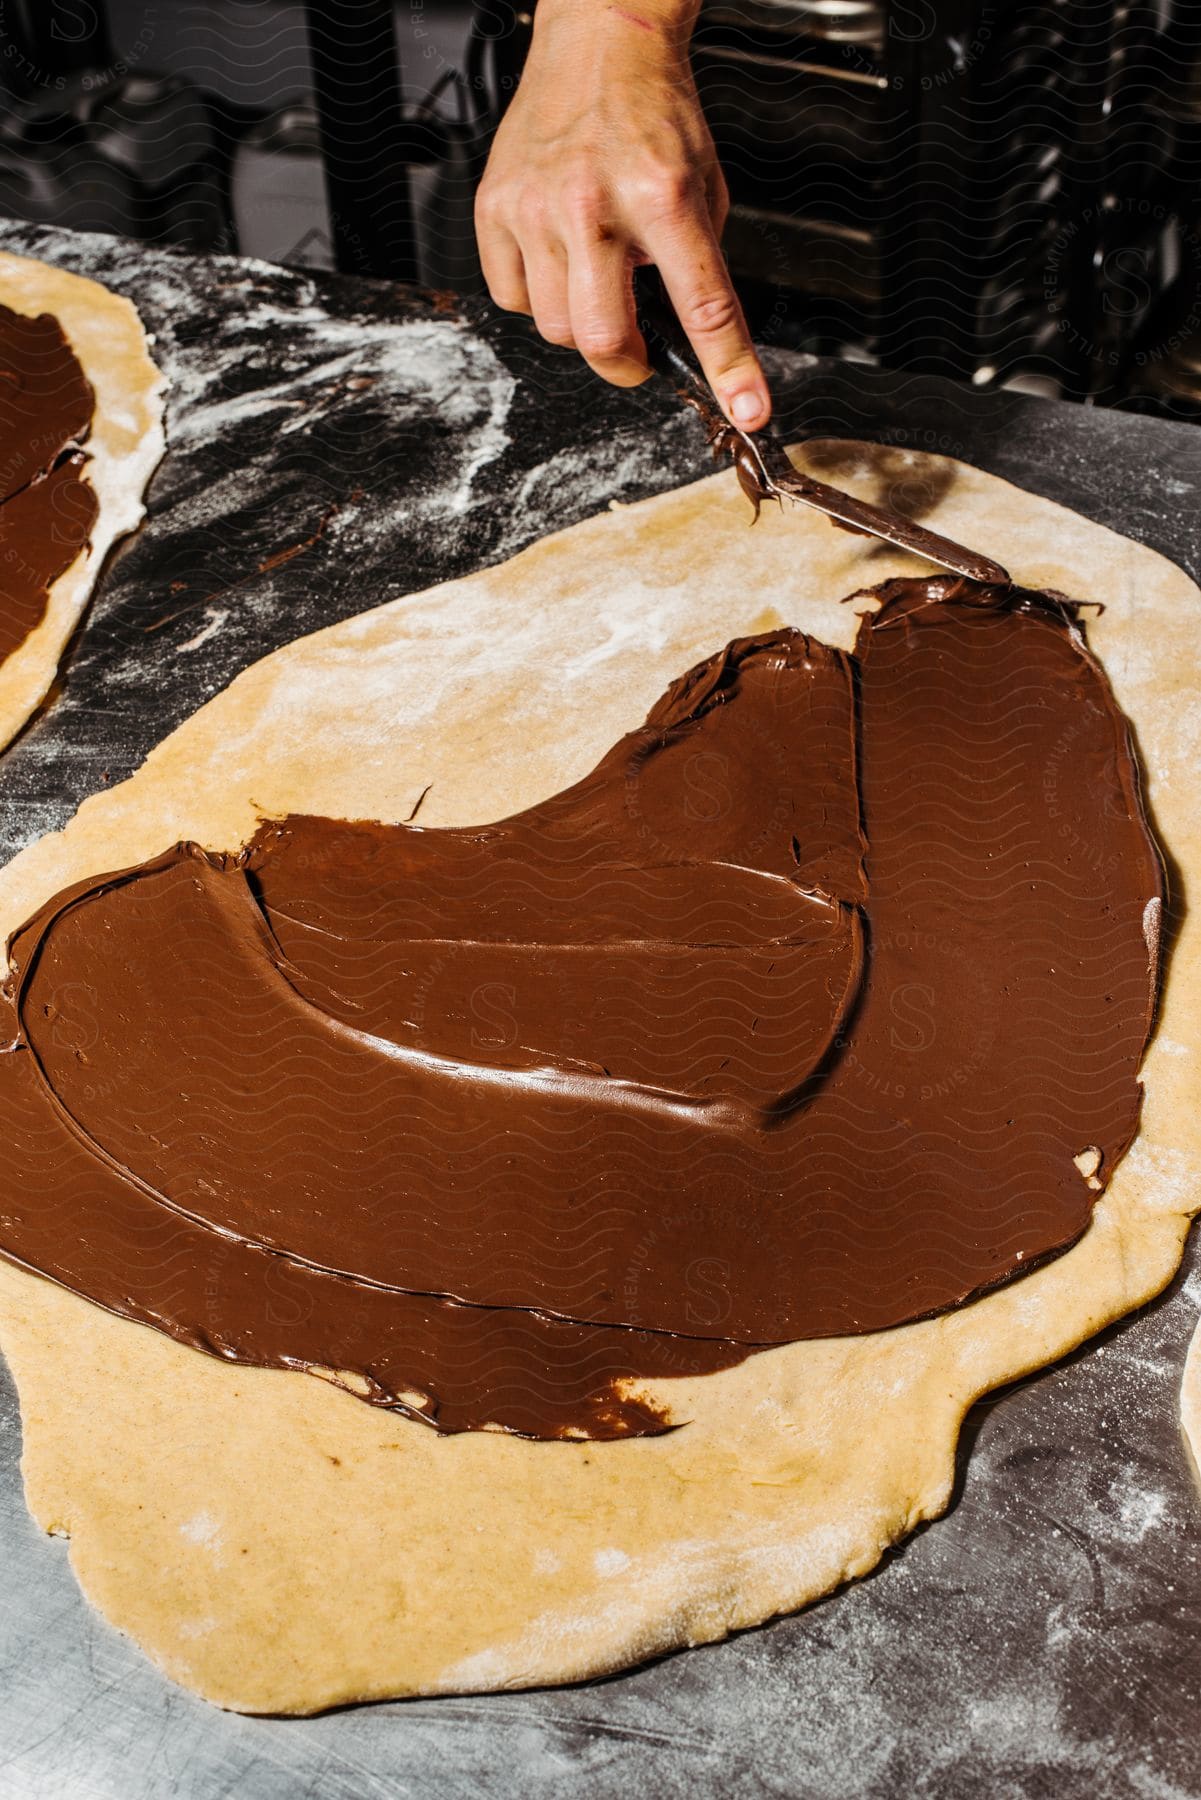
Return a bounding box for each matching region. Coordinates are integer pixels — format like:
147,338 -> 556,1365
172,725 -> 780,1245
532,0 -> 701,60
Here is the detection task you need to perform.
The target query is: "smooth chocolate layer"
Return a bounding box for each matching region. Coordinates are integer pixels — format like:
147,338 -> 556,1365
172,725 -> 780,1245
0,304 -> 97,664
0,579 -> 1164,1437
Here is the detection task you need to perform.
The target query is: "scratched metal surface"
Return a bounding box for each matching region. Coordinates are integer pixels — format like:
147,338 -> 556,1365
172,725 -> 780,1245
0,222 -> 1198,1800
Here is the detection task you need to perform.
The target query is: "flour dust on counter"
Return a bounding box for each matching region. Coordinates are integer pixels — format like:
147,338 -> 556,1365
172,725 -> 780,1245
0,223 -> 704,870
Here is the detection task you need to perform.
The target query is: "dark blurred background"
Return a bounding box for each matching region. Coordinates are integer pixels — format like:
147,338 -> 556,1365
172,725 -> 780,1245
1,0 -> 1199,418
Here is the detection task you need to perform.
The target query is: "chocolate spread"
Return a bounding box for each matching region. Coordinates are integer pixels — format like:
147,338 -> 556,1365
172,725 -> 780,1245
0,578 -> 1163,1439
0,304 -> 97,665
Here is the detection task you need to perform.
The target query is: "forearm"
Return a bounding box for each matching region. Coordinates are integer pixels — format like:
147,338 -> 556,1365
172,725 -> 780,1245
516,0 -> 704,148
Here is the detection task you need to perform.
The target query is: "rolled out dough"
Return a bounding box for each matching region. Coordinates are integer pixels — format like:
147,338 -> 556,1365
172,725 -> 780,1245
0,253 -> 165,753
0,427 -> 1197,1714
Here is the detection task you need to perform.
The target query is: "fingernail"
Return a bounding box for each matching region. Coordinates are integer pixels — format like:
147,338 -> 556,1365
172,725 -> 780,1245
729,390 -> 765,425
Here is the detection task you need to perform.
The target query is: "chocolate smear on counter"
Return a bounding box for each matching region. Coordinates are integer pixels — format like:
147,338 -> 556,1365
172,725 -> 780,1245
0,578 -> 1163,1438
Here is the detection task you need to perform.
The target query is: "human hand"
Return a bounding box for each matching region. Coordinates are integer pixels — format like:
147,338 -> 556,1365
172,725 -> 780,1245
474,0 -> 771,430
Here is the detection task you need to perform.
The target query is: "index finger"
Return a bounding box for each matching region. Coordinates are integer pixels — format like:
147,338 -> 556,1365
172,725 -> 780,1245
643,212 -> 770,431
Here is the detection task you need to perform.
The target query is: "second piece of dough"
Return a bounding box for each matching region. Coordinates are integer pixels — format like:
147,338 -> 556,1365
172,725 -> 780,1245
0,251 -> 165,753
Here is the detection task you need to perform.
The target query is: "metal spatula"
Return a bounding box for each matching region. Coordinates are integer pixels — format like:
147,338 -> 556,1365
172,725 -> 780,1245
633,270 -> 1011,589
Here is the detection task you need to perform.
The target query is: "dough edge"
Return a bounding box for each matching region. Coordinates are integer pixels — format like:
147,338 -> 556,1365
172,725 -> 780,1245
0,343 -> 1196,1713
1183,1316 -> 1201,1483
0,250 -> 166,752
